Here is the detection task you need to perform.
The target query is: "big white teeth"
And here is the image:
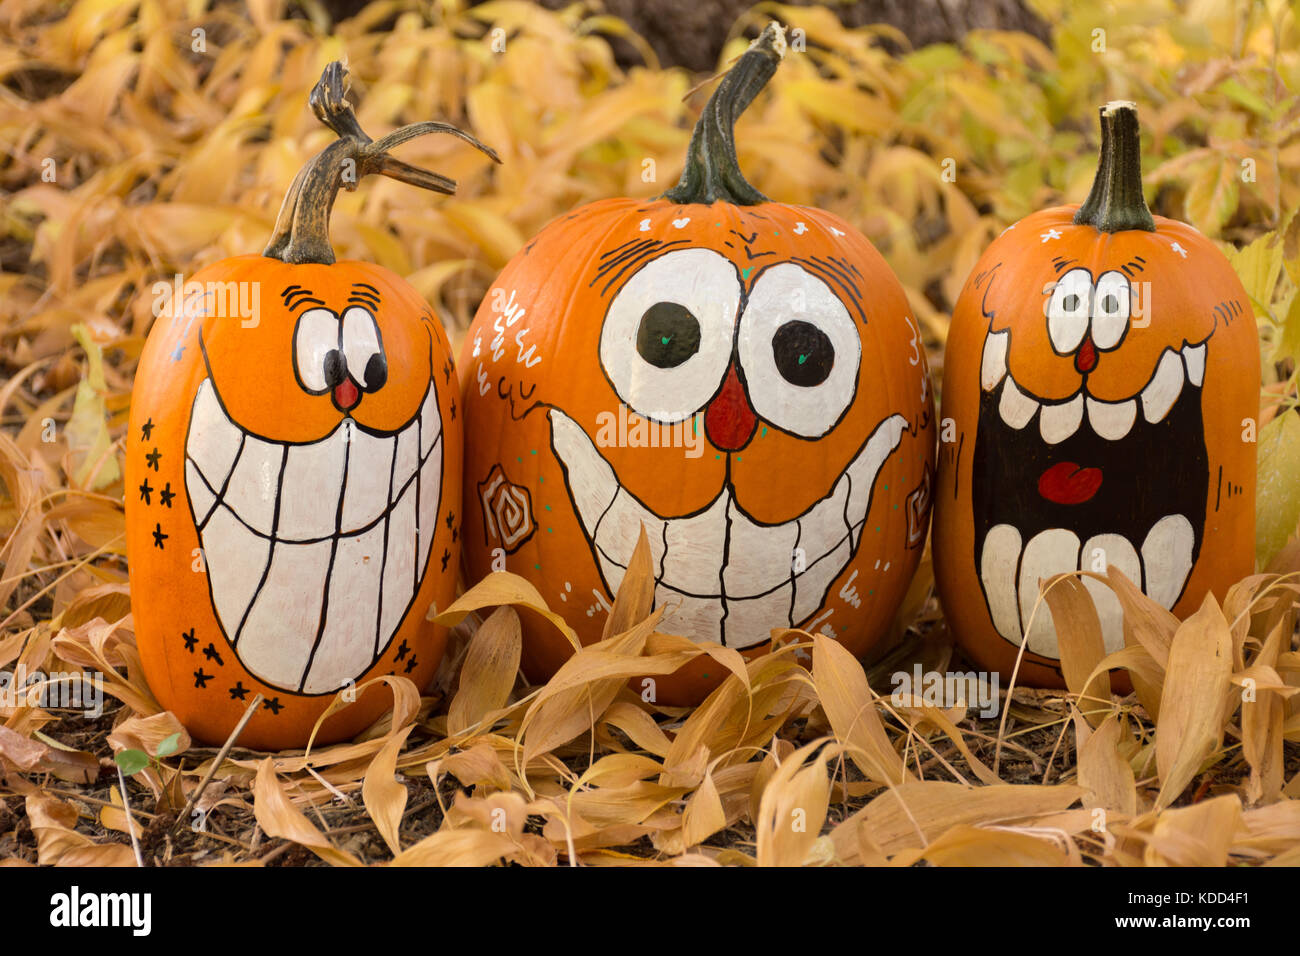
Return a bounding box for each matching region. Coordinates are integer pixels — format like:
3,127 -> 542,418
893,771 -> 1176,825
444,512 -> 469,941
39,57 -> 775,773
1182,342 -> 1206,387
979,524 -> 1022,643
549,408 -> 905,649
1039,394 -> 1083,445
1080,533 -> 1141,653
184,377 -> 443,694
978,515 -> 1194,657
1141,349 -> 1184,424
998,377 -> 1039,429
981,329 -> 1009,391
1085,397 -> 1136,441
1140,514 -> 1194,610
1017,528 -> 1080,657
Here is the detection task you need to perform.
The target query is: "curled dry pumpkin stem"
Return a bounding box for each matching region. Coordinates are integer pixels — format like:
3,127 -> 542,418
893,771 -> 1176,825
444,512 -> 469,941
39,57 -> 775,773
662,21 -> 787,206
1073,100 -> 1156,233
264,61 -> 502,265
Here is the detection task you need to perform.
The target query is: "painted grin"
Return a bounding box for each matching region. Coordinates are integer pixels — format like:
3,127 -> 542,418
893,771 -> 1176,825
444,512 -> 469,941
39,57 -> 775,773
183,376 -> 443,694
974,326 -> 1212,657
550,407 -> 906,649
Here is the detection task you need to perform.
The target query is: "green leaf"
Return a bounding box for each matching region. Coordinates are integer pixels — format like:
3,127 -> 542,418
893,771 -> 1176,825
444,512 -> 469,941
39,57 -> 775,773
1229,230 -> 1285,319
155,732 -> 182,759
114,749 -> 150,776
1257,411 -> 1300,568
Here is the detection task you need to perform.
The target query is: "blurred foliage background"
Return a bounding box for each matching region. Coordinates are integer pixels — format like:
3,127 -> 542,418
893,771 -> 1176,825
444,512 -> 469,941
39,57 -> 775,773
2,0 -> 1298,579
0,0 -> 1299,867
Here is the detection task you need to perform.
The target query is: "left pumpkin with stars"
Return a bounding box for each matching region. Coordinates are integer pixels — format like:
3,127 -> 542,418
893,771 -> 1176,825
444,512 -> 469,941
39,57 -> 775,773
125,62 -> 500,749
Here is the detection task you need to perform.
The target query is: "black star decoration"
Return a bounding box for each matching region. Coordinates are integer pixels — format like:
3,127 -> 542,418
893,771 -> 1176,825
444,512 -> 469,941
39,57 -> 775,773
158,482 -> 175,508
145,447 -> 162,471
193,668 -> 211,688
395,639 -> 410,661
152,523 -> 168,549
140,418 -> 154,441
440,549 -> 450,571
449,399 -> 456,420
451,524 -> 458,543
181,628 -> 197,652
263,697 -> 283,715
202,642 -> 224,666
404,654 -> 418,674
138,479 -> 153,504
445,511 -> 455,530
443,360 -> 452,383
229,682 -> 249,701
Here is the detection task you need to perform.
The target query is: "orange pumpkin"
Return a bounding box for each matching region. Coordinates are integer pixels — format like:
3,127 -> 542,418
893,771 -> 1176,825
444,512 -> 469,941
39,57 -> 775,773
934,101 -> 1259,687
126,64 -> 497,748
459,25 -> 935,705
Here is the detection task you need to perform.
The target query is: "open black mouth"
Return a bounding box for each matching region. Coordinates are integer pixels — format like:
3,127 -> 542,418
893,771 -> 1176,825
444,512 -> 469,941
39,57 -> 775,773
971,332 -> 1209,657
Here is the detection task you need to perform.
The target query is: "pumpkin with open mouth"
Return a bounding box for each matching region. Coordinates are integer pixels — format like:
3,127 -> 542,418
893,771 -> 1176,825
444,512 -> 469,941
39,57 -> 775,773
126,64 -> 498,748
934,101 -> 1260,686
459,25 -> 936,705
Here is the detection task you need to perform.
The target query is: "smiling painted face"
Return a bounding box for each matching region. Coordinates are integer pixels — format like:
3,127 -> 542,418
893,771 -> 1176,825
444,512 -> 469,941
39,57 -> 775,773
460,198 -> 935,704
127,257 -> 463,747
934,104 -> 1259,686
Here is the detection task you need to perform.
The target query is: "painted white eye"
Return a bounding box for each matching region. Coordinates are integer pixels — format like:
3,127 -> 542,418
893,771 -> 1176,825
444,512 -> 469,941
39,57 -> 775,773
1091,271 -> 1130,351
1046,268 -> 1092,354
341,306 -> 387,391
599,249 -> 741,423
736,263 -> 861,439
293,307 -> 340,394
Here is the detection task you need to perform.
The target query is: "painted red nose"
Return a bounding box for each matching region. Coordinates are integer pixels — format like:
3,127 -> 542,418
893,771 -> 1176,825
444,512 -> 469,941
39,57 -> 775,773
333,377 -> 360,412
1075,336 -> 1098,374
704,364 -> 757,452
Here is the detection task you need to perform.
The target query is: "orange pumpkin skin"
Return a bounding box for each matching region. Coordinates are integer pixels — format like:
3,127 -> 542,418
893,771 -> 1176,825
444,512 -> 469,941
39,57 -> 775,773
934,197 -> 1258,686
460,195 -> 935,705
127,256 -> 462,748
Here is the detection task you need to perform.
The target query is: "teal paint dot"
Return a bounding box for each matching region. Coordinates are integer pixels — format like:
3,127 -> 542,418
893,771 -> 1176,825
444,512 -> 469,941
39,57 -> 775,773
893,503 -> 898,509
875,527 -> 881,532
534,563 -> 541,570
516,456 -> 523,463
736,456 -> 742,463
883,484 -> 889,491
661,335 -> 671,345
761,426 -> 768,437
547,527 -> 553,533
741,267 -> 753,279
701,673 -> 710,679
868,589 -> 875,596
797,354 -> 807,365
538,476 -> 544,484
715,453 -> 722,460
530,448 -> 537,455
544,504 -> 551,511
773,231 -> 780,236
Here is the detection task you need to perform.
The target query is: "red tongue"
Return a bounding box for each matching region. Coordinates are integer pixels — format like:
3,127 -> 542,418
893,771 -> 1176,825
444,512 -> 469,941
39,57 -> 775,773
1038,461 -> 1103,505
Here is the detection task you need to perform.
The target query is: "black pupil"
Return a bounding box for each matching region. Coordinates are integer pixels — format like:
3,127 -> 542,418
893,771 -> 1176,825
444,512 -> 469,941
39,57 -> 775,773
636,302 -> 700,369
1063,293 -> 1080,311
773,320 -> 834,387
1102,294 -> 1118,313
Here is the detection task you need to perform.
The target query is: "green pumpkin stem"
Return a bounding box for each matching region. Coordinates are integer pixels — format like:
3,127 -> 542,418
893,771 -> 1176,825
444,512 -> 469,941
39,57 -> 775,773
1073,100 -> 1156,233
264,61 -> 501,265
662,22 -> 786,206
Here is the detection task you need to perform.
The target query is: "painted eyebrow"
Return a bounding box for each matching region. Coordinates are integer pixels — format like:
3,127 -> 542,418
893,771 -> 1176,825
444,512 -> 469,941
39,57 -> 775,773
592,239 -> 691,297
1120,258 -> 1145,276
788,255 -> 868,326
282,286 -> 325,311
1051,257 -> 1078,273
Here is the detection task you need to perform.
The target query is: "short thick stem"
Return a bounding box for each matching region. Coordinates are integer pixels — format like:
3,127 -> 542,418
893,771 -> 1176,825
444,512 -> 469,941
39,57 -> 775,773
1073,100 -> 1155,233
662,22 -> 786,206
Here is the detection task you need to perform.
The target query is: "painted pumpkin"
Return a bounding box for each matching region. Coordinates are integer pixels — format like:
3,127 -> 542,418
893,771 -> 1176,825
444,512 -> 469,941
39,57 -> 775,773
934,101 -> 1259,686
126,64 -> 497,748
459,25 -> 935,705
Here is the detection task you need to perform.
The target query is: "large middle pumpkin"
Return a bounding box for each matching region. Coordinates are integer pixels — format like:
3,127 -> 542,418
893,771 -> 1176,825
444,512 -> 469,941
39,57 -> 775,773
460,25 -> 935,704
